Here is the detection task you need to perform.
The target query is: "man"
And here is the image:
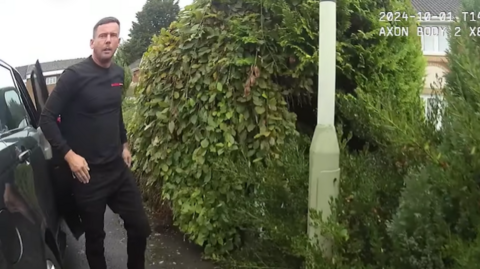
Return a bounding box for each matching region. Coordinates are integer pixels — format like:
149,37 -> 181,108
39,17 -> 151,269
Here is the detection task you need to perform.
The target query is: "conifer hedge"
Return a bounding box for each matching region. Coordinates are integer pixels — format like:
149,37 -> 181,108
388,1 -> 480,267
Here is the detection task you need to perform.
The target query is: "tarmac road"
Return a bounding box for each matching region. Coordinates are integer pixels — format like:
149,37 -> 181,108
61,207 -> 219,269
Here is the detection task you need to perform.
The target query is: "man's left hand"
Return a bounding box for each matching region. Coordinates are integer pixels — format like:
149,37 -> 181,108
122,148 -> 132,167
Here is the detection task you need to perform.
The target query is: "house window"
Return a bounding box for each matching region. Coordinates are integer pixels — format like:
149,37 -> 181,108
420,25 -> 449,55
421,94 -> 443,130
45,76 -> 57,85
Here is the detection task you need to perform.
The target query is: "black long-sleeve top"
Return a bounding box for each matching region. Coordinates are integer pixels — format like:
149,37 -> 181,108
39,56 -> 127,167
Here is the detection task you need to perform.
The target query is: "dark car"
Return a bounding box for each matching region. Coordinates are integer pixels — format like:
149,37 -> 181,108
0,59 -> 68,269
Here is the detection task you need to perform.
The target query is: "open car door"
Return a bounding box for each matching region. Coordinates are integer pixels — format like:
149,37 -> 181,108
29,60 -> 49,119
30,60 -> 85,241
29,60 -> 52,160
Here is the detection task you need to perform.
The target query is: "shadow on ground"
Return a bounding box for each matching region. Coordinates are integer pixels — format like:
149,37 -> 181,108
61,207 -> 220,269
146,209 -> 221,269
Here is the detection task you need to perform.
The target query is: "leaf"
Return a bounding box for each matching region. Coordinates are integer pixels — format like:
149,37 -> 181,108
254,131 -> 271,138
201,139 -> 209,148
190,114 -> 198,124
168,121 -> 175,133
225,133 -> 235,145
161,164 -> 168,172
257,78 -> 267,88
191,24 -> 200,32
255,106 -> 266,114
216,82 -> 223,92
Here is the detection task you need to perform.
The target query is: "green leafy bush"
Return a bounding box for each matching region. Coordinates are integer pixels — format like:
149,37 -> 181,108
129,0 -> 314,256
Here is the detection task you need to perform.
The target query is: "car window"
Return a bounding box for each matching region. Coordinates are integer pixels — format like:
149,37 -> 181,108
0,65 -> 29,133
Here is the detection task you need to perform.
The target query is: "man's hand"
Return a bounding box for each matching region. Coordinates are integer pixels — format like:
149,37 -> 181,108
122,147 -> 132,168
65,150 -> 90,183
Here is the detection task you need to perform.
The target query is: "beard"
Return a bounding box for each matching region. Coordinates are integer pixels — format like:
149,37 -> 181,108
94,48 -> 115,63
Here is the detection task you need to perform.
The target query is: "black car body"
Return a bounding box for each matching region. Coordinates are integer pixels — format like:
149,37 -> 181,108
0,59 -> 68,269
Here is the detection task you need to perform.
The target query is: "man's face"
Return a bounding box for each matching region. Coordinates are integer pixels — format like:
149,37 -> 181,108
90,22 -> 120,63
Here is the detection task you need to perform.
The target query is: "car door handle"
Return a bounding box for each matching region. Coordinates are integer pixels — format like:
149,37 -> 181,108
18,150 -> 30,163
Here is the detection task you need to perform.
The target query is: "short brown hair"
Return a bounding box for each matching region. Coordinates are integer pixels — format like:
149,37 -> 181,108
93,17 -> 120,38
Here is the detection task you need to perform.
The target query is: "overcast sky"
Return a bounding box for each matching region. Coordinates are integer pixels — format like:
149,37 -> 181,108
0,0 -> 193,67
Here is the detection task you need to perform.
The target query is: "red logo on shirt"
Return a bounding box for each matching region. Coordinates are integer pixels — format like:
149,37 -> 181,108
111,83 -> 123,87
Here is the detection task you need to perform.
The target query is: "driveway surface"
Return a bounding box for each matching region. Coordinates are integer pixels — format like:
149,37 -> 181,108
61,207 -> 219,269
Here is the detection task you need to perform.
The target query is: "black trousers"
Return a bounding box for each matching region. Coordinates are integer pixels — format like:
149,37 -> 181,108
72,158 -> 151,269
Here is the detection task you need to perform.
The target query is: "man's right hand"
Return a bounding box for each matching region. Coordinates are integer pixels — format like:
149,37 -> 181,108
64,150 -> 90,183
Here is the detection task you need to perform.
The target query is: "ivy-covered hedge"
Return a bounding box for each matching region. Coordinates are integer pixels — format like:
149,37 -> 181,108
128,0 -> 432,266
129,0 -> 314,256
